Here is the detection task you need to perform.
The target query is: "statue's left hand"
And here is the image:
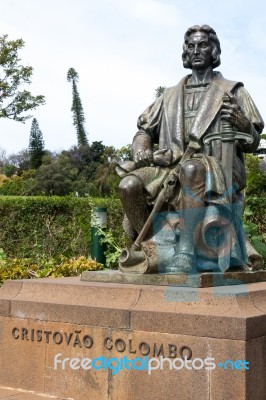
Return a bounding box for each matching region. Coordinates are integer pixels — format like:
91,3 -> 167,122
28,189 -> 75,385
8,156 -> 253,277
134,149 -> 154,168
220,92 -> 251,133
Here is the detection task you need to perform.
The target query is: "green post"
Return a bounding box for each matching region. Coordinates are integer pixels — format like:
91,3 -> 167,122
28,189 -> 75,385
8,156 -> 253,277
91,207 -> 107,265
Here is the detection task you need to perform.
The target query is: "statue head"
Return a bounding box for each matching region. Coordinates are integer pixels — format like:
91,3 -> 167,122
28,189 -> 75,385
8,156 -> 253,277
182,25 -> 221,69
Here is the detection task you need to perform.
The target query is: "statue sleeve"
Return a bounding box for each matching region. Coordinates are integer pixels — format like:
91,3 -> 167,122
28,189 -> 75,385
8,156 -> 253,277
132,95 -> 163,152
235,86 -> 264,152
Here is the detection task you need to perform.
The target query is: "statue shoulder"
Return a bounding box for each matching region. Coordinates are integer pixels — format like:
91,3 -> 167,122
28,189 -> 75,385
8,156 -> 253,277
162,76 -> 189,100
164,85 -> 179,96
214,71 -> 243,92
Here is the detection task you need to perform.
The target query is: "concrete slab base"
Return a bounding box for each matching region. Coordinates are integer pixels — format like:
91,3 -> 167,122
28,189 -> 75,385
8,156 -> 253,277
0,386 -> 65,399
81,269 -> 266,287
0,277 -> 266,400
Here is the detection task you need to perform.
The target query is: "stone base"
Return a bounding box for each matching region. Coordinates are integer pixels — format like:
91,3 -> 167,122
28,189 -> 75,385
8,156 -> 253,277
0,277 -> 266,400
81,269 -> 266,287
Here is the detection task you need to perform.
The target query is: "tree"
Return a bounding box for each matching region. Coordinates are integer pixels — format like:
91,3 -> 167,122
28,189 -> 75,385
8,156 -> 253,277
33,154 -> 78,196
0,35 -> 45,122
67,67 -> 88,146
114,144 -> 133,162
29,118 -> 45,169
5,148 -> 30,175
0,147 -> 6,167
154,86 -> 166,98
90,141 -> 106,162
94,146 -> 120,196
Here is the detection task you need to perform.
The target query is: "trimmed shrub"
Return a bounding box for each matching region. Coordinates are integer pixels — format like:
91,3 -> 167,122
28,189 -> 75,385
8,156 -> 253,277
0,196 -> 128,259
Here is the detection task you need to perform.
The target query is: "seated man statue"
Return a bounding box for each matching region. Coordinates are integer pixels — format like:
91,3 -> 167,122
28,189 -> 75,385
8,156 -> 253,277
117,24 -> 264,274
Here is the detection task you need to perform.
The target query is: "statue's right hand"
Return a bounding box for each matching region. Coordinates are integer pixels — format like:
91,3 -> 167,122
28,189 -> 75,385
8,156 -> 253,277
133,149 -> 154,168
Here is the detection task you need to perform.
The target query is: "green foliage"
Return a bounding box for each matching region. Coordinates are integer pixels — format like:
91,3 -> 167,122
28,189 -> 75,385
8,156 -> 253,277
245,154 -> 266,195
87,196 -> 130,268
0,248 -> 6,261
3,164 -> 17,177
0,195 -> 263,269
154,86 -> 166,98
96,226 -> 122,268
114,144 -> 133,161
29,118 -> 45,169
245,195 -> 266,238
0,143 -> 134,198
67,67 -> 88,146
0,255 -> 103,285
0,35 -> 45,122
244,202 -> 266,264
0,170 -> 36,195
90,141 -> 106,162
0,196 -> 128,265
95,162 -> 120,196
0,196 -> 90,258
31,143 -> 110,196
49,256 -> 103,277
93,145 -> 133,196
33,154 -> 79,196
63,142 -> 107,195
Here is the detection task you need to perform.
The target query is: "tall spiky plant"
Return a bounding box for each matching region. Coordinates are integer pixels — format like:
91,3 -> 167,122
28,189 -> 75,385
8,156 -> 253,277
67,68 -> 88,146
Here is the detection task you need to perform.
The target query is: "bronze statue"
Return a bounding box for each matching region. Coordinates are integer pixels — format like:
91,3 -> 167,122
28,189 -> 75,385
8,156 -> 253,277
116,25 -> 264,274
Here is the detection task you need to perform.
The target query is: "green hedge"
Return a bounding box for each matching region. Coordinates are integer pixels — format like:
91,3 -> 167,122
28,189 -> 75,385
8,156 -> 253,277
0,195 -> 264,260
0,196 -> 127,259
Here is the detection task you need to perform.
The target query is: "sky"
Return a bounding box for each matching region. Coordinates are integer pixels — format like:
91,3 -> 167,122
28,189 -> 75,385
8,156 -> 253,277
0,0 -> 266,155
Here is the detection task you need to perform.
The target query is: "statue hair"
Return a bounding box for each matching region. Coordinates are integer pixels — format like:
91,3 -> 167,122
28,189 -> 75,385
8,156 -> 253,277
182,24 -> 221,69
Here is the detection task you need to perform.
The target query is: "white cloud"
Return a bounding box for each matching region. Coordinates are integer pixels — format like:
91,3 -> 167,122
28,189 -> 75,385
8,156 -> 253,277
113,0 -> 182,27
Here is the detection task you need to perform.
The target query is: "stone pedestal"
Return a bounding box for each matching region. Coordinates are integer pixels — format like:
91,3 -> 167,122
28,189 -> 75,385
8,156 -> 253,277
0,276 -> 266,400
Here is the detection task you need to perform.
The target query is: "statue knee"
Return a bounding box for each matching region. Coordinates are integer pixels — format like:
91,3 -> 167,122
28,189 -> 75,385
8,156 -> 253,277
118,176 -> 143,198
180,159 -> 205,186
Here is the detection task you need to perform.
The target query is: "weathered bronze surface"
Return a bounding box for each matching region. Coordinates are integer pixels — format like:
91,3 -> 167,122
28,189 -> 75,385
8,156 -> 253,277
117,24 -> 264,274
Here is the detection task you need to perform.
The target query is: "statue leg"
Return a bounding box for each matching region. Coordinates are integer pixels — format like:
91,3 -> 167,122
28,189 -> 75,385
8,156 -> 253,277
166,159 -> 206,273
118,175 -> 151,235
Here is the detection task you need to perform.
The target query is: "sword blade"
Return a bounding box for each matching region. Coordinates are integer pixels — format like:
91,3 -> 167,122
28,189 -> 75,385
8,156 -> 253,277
219,139 -> 234,272
222,140 -> 234,202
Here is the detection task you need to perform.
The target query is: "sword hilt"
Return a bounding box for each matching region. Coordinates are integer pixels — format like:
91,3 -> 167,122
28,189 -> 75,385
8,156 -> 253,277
203,131 -> 253,145
204,92 -> 253,145
220,94 -> 236,142
203,93 -> 254,145
221,93 -> 232,133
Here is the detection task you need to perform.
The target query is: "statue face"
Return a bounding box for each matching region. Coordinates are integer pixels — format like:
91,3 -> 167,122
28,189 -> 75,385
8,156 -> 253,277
186,32 -> 213,70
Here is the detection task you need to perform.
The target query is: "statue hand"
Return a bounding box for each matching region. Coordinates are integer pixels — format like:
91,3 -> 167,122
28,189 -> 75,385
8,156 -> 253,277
133,149 -> 154,168
220,92 -> 251,133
